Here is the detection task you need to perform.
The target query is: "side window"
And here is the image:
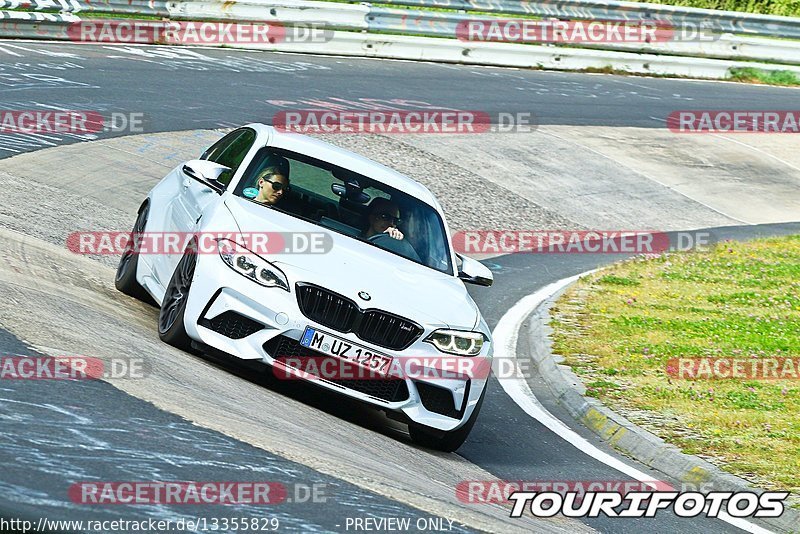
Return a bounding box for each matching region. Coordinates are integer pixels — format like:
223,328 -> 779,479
201,130 -> 241,162
201,129 -> 256,186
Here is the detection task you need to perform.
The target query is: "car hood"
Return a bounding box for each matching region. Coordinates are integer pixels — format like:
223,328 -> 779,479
224,196 -> 479,331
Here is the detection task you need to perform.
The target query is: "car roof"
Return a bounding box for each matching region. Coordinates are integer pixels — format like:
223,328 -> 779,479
245,123 -> 440,209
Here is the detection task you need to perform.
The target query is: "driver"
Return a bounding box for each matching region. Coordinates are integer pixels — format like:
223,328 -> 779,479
364,198 -> 403,240
254,166 -> 290,205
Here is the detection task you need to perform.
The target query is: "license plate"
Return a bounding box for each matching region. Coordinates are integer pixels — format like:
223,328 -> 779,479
300,327 -> 394,376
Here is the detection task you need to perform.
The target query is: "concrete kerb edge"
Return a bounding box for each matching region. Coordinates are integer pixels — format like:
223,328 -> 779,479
522,279 -> 800,533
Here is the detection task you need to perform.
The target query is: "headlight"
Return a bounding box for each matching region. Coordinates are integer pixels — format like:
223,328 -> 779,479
217,239 -> 289,291
425,329 -> 484,356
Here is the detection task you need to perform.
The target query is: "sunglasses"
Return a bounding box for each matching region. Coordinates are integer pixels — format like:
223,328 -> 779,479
263,179 -> 290,192
377,213 -> 402,226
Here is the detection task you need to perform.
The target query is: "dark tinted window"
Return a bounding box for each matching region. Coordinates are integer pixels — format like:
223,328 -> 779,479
235,147 -> 453,275
202,128 -> 256,186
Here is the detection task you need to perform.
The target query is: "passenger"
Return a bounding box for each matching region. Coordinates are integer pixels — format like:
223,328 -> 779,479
364,197 -> 404,241
254,166 -> 290,205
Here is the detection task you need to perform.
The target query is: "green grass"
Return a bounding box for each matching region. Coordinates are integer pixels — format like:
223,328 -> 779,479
729,67 -> 800,85
550,235 -> 800,499
344,0 -> 800,16
598,275 -> 642,287
626,0 -> 800,16
17,0 -> 800,19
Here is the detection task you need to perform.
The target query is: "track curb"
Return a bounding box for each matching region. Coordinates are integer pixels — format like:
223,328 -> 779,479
522,276 -> 800,533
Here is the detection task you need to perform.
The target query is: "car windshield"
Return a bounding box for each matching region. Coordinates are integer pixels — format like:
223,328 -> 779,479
234,147 -> 453,275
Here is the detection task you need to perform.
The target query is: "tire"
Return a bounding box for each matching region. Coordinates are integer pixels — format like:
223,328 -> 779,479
409,385 -> 486,452
115,202 -> 154,304
158,249 -> 197,352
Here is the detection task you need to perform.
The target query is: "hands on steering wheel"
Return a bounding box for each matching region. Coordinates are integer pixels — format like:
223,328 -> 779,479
367,227 -> 420,261
368,228 -> 404,241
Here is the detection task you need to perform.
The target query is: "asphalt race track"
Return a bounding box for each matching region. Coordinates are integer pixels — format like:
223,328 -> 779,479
1,40 -> 799,534
1,41 -> 800,156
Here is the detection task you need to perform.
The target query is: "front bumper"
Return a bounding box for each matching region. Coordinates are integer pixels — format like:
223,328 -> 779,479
182,254 -> 492,432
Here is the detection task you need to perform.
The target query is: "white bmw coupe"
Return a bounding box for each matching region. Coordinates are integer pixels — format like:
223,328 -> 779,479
115,124 -> 494,451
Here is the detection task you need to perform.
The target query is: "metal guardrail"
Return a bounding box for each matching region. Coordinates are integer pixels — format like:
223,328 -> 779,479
0,10 -> 78,21
371,0 -> 800,39
6,0 -> 800,39
366,6 -> 800,64
3,16 -> 798,80
1,0 -> 800,77
169,0 -> 369,29
0,0 -> 169,15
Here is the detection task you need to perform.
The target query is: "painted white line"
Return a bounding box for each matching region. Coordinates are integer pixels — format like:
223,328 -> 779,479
492,270 -> 773,533
0,43 -> 81,58
0,45 -> 22,56
714,135 -> 800,174
649,116 -> 800,174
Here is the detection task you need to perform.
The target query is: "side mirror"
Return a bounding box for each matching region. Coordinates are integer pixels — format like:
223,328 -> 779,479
182,160 -> 230,193
456,254 -> 493,287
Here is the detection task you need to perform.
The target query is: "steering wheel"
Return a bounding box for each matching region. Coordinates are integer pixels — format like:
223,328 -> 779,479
366,231 -> 421,262
367,233 -> 390,243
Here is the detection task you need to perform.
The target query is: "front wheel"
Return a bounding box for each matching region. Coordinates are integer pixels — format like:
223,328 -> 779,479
408,386 -> 486,452
115,202 -> 154,304
158,250 -> 197,352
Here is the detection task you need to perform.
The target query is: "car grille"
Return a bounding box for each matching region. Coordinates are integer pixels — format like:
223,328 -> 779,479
415,381 -> 469,419
295,283 -> 422,350
264,335 -> 410,403
358,310 -> 421,351
296,283 -> 359,332
199,311 -> 264,339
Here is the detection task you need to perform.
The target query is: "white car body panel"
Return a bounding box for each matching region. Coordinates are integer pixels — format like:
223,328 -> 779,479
133,124 -> 492,433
